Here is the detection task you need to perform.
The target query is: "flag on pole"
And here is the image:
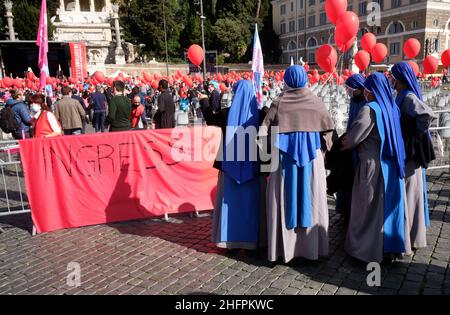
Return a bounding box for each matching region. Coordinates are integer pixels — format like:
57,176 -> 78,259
36,0 -> 49,90
252,24 -> 264,109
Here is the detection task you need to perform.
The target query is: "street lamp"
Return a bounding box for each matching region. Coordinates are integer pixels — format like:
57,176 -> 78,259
194,0 -> 207,81
162,0 -> 170,76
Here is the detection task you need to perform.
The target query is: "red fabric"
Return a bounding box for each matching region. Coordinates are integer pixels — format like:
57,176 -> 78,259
19,127 -> 221,233
34,111 -> 60,138
130,105 -> 145,128
69,43 -> 87,81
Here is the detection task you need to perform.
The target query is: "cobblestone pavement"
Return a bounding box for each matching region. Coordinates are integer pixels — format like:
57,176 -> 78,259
0,170 -> 449,295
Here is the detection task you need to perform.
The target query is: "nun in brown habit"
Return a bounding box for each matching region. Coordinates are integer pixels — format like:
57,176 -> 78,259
259,65 -> 335,263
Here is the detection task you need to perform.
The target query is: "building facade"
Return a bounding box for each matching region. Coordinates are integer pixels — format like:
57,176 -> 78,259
271,0 -> 450,67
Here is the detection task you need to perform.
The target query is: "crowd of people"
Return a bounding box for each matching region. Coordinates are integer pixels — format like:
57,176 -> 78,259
0,62 -> 437,264
0,72 -> 284,140
199,62 -> 436,264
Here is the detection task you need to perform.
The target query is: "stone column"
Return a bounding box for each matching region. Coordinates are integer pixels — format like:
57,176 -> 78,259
4,0 -> 15,40
59,0 -> 65,12
111,4 -> 126,65
90,0 -> 95,12
75,0 -> 80,12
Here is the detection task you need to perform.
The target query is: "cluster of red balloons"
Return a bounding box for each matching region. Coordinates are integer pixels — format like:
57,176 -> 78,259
316,0 -> 360,73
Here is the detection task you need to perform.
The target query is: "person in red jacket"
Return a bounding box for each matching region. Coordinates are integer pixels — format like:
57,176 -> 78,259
130,95 -> 147,130
30,94 -> 62,138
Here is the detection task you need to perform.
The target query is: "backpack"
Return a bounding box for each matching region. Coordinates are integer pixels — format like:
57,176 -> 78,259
0,105 -> 19,134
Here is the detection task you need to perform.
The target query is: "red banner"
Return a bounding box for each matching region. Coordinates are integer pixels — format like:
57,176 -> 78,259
19,127 -> 221,233
69,42 -> 87,81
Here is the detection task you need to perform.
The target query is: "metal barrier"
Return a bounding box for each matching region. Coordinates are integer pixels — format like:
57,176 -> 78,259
0,140 -> 30,217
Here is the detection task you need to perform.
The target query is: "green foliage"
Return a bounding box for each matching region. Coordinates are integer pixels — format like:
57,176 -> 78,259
0,0 -> 281,63
0,0 -> 57,40
212,18 -> 251,62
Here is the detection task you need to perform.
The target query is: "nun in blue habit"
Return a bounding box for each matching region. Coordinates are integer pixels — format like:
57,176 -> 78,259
333,74 -> 367,222
260,65 -> 335,262
391,62 -> 436,249
345,74 -> 367,131
341,72 -> 412,263
202,80 -> 267,250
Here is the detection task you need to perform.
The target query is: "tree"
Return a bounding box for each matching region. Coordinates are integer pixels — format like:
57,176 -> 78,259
0,0 -> 57,40
212,18 -> 251,62
119,0 -> 184,61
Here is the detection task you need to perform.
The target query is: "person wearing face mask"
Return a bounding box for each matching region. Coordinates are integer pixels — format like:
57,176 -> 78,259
345,74 -> 367,131
391,62 -> 436,250
30,94 -> 62,138
341,72 -> 411,263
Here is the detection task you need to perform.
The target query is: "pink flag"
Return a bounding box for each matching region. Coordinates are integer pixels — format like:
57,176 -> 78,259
36,0 -> 49,90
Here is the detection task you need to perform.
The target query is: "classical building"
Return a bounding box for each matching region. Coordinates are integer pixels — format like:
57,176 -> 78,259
52,0 -> 126,73
271,0 -> 450,67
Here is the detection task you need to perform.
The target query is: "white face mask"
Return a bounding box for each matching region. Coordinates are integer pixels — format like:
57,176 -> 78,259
31,104 -> 41,113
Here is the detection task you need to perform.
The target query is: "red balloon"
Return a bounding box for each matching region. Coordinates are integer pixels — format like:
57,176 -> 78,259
441,49 -> 450,67
403,38 -> 421,59
187,44 -> 204,67
325,0 -> 348,25
26,71 -> 35,81
93,71 -> 105,83
407,61 -> 420,76
219,83 -> 227,92
335,11 -> 359,43
151,81 -> 158,90
68,77 -> 77,84
13,79 -> 22,88
371,43 -> 388,63
143,71 -> 152,82
355,50 -> 371,71
2,77 -> 13,87
107,77 -> 114,87
360,33 -> 377,53
335,34 -> 355,52
316,44 -> 338,73
423,55 -> 439,74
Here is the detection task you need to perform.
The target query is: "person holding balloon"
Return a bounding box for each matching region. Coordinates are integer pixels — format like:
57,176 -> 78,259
391,62 -> 436,250
260,65 -> 335,263
341,72 -> 412,263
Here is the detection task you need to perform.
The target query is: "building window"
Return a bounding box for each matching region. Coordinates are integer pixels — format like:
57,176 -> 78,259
309,0 -> 316,6
280,23 -> 286,34
308,15 -> 316,27
374,0 -> 384,10
357,28 -> 369,39
289,20 -> 296,33
291,1 -> 294,12
320,0 -> 325,2
359,2 -> 367,16
375,26 -> 382,35
320,12 -> 327,25
388,21 -> 404,34
95,0 -> 105,12
280,4 -> 286,15
390,42 -> 400,55
307,37 -> 317,47
308,51 -> 316,63
79,0 -> 90,11
411,20 -> 418,29
300,0 -> 304,9
348,4 -> 353,11
410,0 -> 420,3
288,41 -> 297,51
298,17 -> 305,30
434,38 -> 440,51
391,0 -> 401,8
